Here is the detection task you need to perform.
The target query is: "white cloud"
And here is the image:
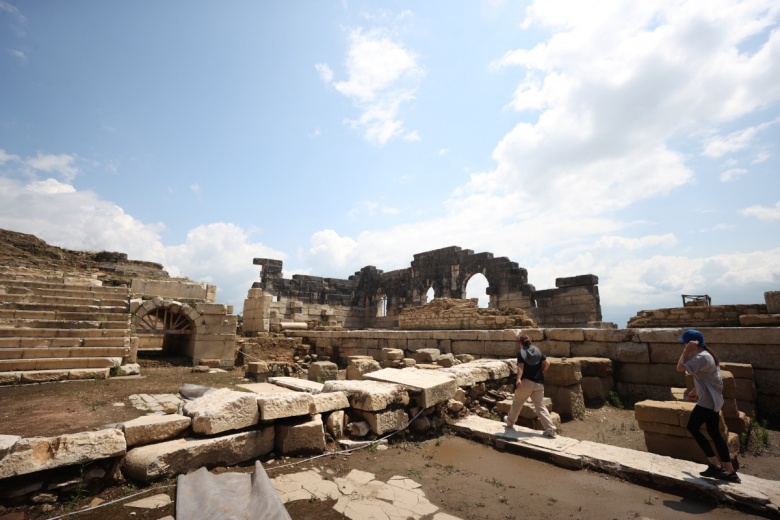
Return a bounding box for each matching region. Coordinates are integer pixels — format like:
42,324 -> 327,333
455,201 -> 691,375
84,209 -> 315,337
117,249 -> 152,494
7,48 -> 26,61
190,183 -> 201,194
25,152 -> 80,182
305,229 -> 359,273
324,27 -> 423,145
0,149 -> 20,164
740,200 -> 780,221
719,168 -> 747,182
347,200 -> 401,219
164,223 -> 287,310
315,63 -> 334,84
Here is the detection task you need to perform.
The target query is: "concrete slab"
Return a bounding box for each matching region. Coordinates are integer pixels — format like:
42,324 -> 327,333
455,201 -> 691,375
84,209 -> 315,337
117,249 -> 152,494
449,414 -> 780,518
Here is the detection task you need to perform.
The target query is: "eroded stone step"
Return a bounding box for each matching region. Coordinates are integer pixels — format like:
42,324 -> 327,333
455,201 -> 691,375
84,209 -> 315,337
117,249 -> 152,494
0,336 -> 130,348
0,293 -> 129,307
0,367 -> 111,385
0,281 -> 129,297
0,327 -> 129,338
0,309 -> 130,323
0,302 -> 128,314
0,346 -> 129,359
0,356 -> 123,372
0,318 -> 130,330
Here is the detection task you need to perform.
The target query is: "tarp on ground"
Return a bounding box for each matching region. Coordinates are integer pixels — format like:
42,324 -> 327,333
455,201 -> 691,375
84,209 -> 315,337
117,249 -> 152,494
175,461 -> 291,520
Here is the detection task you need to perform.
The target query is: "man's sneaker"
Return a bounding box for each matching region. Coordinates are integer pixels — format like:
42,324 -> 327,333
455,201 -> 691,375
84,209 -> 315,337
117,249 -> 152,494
720,472 -> 741,484
543,430 -> 557,438
503,416 -> 513,428
699,464 -> 726,478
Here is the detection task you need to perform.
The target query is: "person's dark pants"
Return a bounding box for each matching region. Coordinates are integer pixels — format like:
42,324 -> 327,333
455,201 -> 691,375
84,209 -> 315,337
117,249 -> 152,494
687,404 -> 731,463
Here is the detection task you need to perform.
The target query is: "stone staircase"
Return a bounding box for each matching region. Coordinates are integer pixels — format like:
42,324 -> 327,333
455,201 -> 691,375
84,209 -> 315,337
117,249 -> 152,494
0,266 -> 133,385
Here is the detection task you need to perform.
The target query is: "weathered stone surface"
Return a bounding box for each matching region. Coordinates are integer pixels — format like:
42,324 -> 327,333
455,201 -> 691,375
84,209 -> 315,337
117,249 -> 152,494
124,429 -> 273,482
322,380 -> 408,411
124,493 -> 172,510
545,358 -> 582,386
461,359 -> 512,380
410,348 -> 441,363
122,414 -> 191,447
379,348 -> 404,361
616,342 -> 649,363
0,435 -> 21,459
308,361 -> 339,382
576,357 -> 613,377
580,376 -> 613,403
256,393 -> 316,420
720,362 -> 754,380
438,365 -> 489,387
546,384 -> 584,421
363,367 -> 457,408
0,429 -> 126,479
275,415 -> 325,456
644,431 -> 740,465
615,363 -> 685,387
312,391 -> 350,413
765,291 -> 780,313
346,358 -> 381,380
359,409 -> 408,435
182,388 -> 260,435
326,410 -> 345,438
269,376 -> 324,394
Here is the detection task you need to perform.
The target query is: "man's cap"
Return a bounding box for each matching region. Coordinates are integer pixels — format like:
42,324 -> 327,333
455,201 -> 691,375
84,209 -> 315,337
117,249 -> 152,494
520,345 -> 543,365
679,329 -> 707,347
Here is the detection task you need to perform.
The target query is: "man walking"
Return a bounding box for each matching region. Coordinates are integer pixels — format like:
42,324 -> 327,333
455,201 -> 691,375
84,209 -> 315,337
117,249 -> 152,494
504,333 -> 557,438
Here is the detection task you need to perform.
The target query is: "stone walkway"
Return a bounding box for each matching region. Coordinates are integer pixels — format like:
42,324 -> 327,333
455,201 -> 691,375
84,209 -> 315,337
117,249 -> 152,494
449,415 -> 780,518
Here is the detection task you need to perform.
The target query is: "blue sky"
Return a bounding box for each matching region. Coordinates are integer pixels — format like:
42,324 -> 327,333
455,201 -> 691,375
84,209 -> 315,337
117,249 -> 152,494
1,0 -> 779,327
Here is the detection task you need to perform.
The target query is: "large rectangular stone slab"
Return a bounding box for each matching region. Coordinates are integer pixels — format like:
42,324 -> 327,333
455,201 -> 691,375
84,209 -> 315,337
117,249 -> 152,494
0,429 -> 126,479
124,429 -> 273,482
122,414 -> 192,447
363,367 -> 457,408
268,376 -> 324,394
322,380 -> 408,411
256,393 -> 316,420
182,388 -> 260,435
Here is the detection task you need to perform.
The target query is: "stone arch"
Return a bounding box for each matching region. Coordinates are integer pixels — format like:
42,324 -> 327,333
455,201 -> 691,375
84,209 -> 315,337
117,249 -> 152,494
464,272 -> 490,308
132,298 -> 203,357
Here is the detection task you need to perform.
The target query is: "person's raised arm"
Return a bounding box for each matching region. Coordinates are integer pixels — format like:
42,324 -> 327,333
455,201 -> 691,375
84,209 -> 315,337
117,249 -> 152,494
676,341 -> 699,372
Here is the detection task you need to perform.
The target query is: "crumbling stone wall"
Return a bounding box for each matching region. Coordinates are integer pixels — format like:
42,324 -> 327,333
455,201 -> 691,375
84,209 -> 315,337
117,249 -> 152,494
246,246 -> 603,331
627,304 -> 767,328
398,297 -> 536,330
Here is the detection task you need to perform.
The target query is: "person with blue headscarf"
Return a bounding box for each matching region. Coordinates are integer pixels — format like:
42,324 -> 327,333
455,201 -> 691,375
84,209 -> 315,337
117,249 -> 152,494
676,329 -> 740,483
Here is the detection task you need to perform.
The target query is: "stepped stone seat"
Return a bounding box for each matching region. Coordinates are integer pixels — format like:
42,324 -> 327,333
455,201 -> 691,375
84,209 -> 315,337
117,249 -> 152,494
0,265 -> 135,383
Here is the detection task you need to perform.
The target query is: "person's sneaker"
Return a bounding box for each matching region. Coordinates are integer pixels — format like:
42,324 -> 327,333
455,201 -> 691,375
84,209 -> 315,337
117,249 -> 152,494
721,472 -> 741,484
543,430 -> 557,438
699,464 -> 725,478
503,415 -> 513,428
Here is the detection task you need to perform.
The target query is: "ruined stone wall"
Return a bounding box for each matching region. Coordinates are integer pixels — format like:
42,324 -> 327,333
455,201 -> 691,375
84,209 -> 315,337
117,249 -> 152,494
528,275 -> 602,327
398,297 -> 536,330
288,327 -> 780,421
627,304 -> 767,328
249,246 -> 603,330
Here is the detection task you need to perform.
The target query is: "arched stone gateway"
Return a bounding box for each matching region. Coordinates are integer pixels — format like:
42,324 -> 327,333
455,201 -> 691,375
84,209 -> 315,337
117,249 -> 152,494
131,297 -> 236,366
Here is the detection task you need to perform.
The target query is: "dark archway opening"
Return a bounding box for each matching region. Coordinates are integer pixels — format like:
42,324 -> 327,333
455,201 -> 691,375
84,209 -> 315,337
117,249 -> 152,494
136,306 -> 195,364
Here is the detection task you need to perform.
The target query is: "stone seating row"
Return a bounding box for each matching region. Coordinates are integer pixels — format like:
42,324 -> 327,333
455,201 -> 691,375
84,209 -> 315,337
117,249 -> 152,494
0,266 -> 133,382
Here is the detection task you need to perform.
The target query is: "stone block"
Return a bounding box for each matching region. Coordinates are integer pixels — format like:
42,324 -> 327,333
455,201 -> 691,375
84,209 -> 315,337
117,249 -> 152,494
765,291 -> 780,313
570,341 -> 617,358
545,358 -> 582,386
616,342 -> 649,363
344,359 -> 379,381
545,329 -> 585,342
322,380 -> 407,411
534,340 -> 571,357
326,410 -> 345,439
256,393 -> 316,420
0,435 -> 20,459
581,376 -> 613,404
410,348 -> 441,363
124,429 -> 273,482
734,378 -> 757,401
546,383 -> 584,421
364,367 -> 458,408
577,357 -> 613,377
122,414 -> 191,447
379,348 -> 405,361
754,368 -> 780,395
616,382 -> 676,402
359,408 -> 408,435
643,431 -> 739,465
312,391 -> 350,413
0,429 -> 126,479
616,363 -> 685,387
720,362 -> 754,380
182,388 -> 260,435
275,414 -> 325,456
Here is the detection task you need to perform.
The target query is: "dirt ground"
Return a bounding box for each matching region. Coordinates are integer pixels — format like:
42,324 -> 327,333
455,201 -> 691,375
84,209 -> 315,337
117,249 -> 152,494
0,363 -> 778,520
